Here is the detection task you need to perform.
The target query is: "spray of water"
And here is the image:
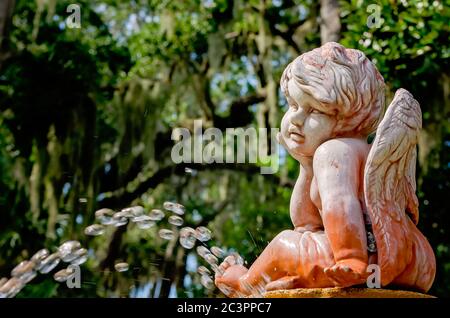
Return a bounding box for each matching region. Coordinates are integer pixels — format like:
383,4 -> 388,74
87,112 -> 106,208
0,200 -> 253,298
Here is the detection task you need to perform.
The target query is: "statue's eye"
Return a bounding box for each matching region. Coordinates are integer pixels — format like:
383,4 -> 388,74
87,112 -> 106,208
310,108 -> 324,114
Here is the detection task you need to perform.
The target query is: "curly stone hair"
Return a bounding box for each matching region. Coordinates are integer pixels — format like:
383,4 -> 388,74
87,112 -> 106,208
280,42 -> 385,137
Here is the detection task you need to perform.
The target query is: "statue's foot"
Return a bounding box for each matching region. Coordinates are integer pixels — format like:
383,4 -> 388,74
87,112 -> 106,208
265,276 -> 302,291
215,255 -> 248,297
324,259 -> 369,287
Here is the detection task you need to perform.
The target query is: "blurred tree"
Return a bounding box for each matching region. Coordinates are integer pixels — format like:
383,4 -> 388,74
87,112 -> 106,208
320,0 -> 341,43
0,0 -> 16,68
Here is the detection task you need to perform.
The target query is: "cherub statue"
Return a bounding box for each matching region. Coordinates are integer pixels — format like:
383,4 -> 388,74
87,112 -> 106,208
215,42 -> 436,297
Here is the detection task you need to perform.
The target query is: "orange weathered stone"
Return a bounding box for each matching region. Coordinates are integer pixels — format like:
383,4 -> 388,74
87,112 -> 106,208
215,43 -> 436,298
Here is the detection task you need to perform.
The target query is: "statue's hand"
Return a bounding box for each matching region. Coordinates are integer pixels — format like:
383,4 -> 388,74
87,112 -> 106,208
277,132 -> 313,169
276,132 -> 288,150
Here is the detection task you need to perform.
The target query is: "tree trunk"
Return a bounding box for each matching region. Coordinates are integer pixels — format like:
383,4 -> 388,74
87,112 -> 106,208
0,0 -> 15,68
0,0 -> 14,46
320,0 -> 341,44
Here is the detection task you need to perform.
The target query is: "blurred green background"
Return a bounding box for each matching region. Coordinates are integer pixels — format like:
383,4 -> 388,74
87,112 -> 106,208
0,0 -> 448,297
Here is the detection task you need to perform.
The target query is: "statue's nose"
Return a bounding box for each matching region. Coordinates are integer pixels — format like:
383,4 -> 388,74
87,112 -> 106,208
290,108 -> 306,127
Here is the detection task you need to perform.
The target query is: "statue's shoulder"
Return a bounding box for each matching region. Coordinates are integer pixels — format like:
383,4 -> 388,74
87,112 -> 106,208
313,138 -> 369,167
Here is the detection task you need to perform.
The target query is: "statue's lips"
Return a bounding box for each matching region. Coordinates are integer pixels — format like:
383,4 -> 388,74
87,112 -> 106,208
289,132 -> 305,143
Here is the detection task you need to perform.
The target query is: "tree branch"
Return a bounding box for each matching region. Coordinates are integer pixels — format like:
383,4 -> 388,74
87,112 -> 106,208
214,92 -> 267,129
98,161 -> 282,208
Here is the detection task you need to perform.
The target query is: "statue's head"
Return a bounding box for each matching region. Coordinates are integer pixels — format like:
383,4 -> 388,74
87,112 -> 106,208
279,42 -> 385,157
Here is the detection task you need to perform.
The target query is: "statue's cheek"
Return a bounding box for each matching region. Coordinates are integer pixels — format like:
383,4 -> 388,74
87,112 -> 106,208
306,117 -> 321,130
308,116 -> 335,135
280,114 -> 291,133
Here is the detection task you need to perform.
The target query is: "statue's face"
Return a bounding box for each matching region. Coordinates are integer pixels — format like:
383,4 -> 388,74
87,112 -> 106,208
280,80 -> 337,158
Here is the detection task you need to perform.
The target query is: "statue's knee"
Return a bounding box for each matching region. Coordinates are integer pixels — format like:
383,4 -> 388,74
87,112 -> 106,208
269,230 -> 300,273
275,230 -> 294,241
272,230 -> 298,249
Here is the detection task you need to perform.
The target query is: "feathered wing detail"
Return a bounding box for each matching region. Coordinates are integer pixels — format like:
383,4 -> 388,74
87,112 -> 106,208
364,88 -> 422,286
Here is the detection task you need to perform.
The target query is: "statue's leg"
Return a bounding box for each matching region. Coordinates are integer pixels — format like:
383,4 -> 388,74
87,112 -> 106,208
265,276 -> 303,291
321,204 -> 369,286
242,230 -> 302,285
216,230 -> 303,296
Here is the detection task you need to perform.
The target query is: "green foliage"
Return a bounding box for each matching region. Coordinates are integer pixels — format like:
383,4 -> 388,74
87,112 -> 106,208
340,0 -> 449,120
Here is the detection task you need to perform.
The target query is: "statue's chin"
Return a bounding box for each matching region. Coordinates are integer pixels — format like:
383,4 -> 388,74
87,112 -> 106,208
286,142 -> 313,159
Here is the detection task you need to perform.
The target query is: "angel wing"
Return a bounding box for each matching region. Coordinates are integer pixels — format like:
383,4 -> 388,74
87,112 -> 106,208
364,88 -> 422,286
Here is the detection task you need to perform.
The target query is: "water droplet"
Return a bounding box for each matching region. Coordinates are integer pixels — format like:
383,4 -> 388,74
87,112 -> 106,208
114,262 -> 129,272
39,253 -> 61,274
71,255 -> 88,266
112,211 -> 129,227
30,249 -> 49,265
11,261 -> 35,277
210,263 -> 223,275
84,224 -> 105,236
149,209 -> 165,221
261,272 -> 271,288
184,167 -> 197,175
0,277 -> 7,288
58,241 -> 81,262
197,266 -> 211,276
222,255 -> 235,266
196,246 -> 210,258
241,280 -> 256,295
113,219 -> 128,227
168,215 -> 184,226
122,206 -> 144,217
163,201 -> 185,215
204,253 -> 218,265
11,261 -> 36,283
136,219 -> 155,229
230,252 -> 244,266
179,227 -> 196,249
131,215 -> 152,223
159,229 -> 174,240
114,210 -> 132,219
95,208 -> 115,225
70,248 -> 88,266
210,246 -> 225,258
217,283 -> 234,296
200,275 -> 214,289
254,281 -> 266,296
53,267 -> 76,283
195,226 -> 211,242
0,277 -> 25,298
